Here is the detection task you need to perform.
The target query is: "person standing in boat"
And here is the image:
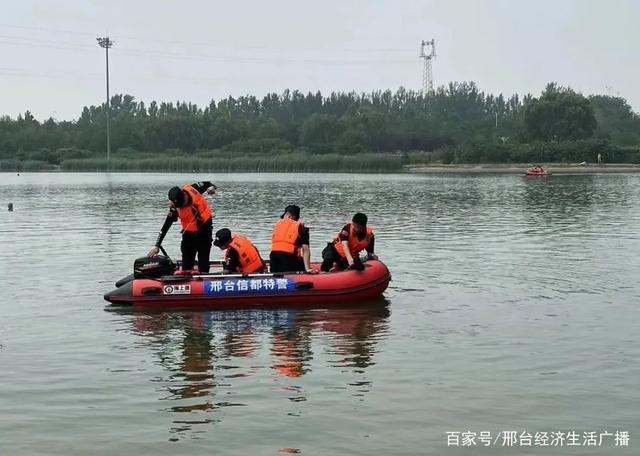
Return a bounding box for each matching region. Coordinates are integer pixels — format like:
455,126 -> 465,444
269,205 -> 316,273
213,228 -> 266,274
321,212 -> 377,272
148,181 -> 217,273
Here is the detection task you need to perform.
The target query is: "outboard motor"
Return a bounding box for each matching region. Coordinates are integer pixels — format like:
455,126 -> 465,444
114,255 -> 176,288
133,255 -> 175,279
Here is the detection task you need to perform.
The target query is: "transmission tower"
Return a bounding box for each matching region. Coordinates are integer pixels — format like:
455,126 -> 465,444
96,36 -> 114,161
419,39 -> 436,95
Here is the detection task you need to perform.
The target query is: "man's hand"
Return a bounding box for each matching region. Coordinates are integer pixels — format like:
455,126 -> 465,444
206,185 -> 217,195
305,267 -> 319,274
148,246 -> 160,257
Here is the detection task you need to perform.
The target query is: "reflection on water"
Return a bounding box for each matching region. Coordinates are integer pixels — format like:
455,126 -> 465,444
121,301 -> 390,440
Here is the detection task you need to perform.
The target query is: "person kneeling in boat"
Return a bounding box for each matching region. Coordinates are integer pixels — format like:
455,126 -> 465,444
270,204 -> 316,273
148,181 -> 216,273
321,212 -> 377,272
213,228 -> 266,274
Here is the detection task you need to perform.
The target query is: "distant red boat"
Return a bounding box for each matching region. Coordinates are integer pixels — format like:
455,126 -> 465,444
526,165 -> 550,176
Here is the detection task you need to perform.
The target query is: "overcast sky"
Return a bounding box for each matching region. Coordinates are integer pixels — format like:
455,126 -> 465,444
1,0 -> 639,120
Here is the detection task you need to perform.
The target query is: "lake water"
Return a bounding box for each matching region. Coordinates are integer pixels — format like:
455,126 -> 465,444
0,172 -> 638,455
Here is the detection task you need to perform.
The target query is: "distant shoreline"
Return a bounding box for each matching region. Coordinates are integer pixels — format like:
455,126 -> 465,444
4,162 -> 640,174
407,164 -> 640,174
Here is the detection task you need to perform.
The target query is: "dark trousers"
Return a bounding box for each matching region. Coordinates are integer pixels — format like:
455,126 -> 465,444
181,218 -> 212,272
270,251 -> 305,273
320,243 -> 364,272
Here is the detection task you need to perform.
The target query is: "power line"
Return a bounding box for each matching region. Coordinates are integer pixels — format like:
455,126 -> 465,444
0,68 -> 101,80
0,37 -> 416,66
0,66 -> 293,85
0,23 -> 415,54
0,66 -> 263,84
0,23 -> 97,37
0,36 -> 96,52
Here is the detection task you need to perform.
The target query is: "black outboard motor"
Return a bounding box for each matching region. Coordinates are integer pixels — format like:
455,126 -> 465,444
134,255 -> 175,279
114,255 -> 176,288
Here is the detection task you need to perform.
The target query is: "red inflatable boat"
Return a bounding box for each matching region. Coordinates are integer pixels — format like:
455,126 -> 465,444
104,258 -> 391,309
526,165 -> 550,176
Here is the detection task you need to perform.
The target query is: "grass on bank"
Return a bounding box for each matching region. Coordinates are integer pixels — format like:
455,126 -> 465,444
59,152 -> 404,173
0,159 -> 57,172
3,138 -> 640,172
406,139 -> 640,165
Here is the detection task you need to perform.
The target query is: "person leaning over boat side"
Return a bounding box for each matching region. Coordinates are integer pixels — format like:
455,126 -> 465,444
269,204 -> 316,273
213,228 -> 266,274
148,181 -> 216,273
321,212 -> 377,272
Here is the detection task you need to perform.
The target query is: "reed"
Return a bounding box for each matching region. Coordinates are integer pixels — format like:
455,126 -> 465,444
0,160 -> 56,171
60,152 -> 404,173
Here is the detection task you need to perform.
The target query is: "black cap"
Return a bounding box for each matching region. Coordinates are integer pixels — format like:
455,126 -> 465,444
213,228 -> 232,247
352,212 -> 368,226
280,204 -> 301,220
168,186 -> 186,207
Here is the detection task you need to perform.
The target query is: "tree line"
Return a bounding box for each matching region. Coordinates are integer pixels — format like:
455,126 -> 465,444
1,81 -> 639,170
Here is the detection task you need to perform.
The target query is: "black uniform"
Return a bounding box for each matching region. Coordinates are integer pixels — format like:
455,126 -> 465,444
155,181 -> 215,272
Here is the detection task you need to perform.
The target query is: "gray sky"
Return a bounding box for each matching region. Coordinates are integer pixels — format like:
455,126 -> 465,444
2,0 -> 639,120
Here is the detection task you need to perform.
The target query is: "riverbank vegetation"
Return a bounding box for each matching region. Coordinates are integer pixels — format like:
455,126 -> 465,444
59,152 -> 403,173
1,82 -> 639,172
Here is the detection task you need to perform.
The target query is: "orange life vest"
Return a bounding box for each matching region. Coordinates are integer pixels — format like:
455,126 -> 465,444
226,234 -> 264,273
271,218 -> 303,255
176,184 -> 212,232
333,223 -> 373,258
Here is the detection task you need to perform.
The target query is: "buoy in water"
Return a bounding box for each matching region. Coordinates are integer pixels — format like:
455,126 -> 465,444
8,203 -> 14,211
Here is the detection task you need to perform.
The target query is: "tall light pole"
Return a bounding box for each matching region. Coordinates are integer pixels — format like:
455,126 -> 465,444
96,36 -> 114,161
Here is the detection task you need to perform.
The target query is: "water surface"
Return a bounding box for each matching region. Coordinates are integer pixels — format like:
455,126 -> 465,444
0,172 -> 638,455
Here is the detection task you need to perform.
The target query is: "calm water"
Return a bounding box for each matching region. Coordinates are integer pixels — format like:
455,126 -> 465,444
1,172 -> 639,455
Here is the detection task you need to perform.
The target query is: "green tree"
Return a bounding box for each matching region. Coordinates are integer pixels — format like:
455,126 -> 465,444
299,114 -> 342,152
524,83 -> 597,141
589,95 -> 640,146
1,83 -> 638,167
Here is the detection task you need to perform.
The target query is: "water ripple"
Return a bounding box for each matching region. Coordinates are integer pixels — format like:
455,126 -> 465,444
1,172 -> 639,454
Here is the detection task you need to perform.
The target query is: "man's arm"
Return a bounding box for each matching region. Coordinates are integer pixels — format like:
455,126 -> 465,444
341,240 -> 355,266
223,248 -> 240,273
155,207 -> 178,247
338,224 -> 355,266
365,235 -> 375,254
191,181 -> 217,194
148,207 -> 178,256
365,234 -> 377,259
298,225 -> 314,272
301,244 -> 312,270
